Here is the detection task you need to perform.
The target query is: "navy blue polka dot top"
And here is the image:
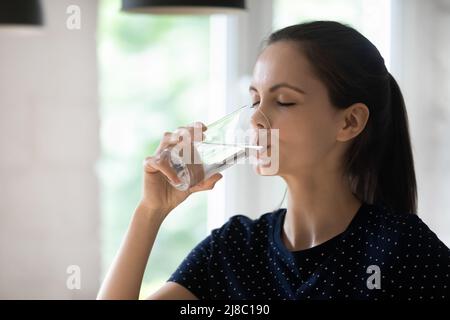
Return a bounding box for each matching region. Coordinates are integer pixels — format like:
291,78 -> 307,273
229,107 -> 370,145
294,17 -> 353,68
167,202 -> 450,300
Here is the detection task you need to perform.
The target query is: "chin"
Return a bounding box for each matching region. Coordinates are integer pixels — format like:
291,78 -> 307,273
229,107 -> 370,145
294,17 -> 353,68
253,160 -> 279,176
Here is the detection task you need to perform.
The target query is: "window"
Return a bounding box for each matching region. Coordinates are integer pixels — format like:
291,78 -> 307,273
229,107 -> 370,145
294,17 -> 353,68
97,0 -> 211,296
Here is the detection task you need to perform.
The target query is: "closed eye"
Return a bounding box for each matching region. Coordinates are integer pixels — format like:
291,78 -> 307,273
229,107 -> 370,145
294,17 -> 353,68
250,101 -> 295,108
277,101 -> 296,107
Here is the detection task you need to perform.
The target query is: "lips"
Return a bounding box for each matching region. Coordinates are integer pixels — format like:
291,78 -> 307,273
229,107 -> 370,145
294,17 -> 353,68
255,130 -> 271,151
256,145 -> 271,167
257,145 -> 270,155
258,157 -> 271,166
257,143 -> 270,152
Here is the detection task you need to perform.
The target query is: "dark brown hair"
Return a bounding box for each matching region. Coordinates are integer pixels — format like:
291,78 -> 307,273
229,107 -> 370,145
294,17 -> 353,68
267,21 -> 417,214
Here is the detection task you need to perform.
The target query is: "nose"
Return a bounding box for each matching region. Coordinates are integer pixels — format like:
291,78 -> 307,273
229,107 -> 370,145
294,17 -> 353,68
250,106 -> 271,130
249,106 -> 272,149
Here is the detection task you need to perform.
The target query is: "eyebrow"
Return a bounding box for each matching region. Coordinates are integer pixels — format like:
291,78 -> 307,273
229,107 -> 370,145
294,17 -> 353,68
249,83 -> 306,95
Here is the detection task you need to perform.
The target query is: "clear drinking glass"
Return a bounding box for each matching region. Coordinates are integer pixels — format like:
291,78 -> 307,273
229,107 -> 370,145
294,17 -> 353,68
159,104 -> 266,191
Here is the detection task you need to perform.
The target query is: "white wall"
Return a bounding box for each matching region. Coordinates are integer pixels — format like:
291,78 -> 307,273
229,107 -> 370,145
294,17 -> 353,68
391,0 -> 450,246
0,0 -> 100,299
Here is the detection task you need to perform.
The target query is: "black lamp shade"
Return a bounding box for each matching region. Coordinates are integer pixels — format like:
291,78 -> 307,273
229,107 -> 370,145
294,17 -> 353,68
122,0 -> 246,14
0,0 -> 43,26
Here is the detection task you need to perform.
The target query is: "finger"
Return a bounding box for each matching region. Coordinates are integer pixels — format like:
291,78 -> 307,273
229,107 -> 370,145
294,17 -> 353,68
195,122 -> 207,141
153,132 -> 179,155
194,122 -> 207,142
189,173 -> 223,193
175,125 -> 204,143
143,154 -> 181,184
143,156 -> 159,173
191,121 -> 207,132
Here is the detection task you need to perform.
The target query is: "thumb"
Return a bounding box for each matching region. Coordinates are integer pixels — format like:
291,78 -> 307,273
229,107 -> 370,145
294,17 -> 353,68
189,173 -> 223,193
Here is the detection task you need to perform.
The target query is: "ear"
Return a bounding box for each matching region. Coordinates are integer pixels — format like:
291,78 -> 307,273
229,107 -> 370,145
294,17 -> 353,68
336,103 -> 370,142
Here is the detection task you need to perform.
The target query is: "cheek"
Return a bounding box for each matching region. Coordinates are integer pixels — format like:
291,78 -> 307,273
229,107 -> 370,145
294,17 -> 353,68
278,110 -> 337,163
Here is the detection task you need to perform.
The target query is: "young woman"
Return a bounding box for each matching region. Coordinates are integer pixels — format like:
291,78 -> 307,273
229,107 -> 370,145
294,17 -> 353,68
98,21 -> 450,300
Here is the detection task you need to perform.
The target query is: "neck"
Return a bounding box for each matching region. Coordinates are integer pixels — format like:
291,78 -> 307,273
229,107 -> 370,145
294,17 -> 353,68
281,170 -> 361,251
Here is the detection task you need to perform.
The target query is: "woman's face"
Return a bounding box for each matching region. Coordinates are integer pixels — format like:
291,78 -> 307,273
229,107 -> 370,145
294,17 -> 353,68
250,41 -> 349,178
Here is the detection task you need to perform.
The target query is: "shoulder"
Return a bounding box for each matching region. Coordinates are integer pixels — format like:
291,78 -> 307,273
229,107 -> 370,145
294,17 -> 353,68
217,209 -> 282,231
366,203 -> 445,240
364,203 -> 450,260
209,209 -> 283,244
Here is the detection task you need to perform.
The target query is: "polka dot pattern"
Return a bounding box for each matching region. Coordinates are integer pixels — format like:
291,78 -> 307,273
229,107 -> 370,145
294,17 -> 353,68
167,202 -> 450,300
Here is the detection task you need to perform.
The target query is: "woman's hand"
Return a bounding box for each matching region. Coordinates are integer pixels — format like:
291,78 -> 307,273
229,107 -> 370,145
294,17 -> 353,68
139,122 -> 222,220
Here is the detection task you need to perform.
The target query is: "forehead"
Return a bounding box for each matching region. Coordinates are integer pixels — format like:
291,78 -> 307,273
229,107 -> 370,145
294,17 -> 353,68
252,41 -> 315,89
